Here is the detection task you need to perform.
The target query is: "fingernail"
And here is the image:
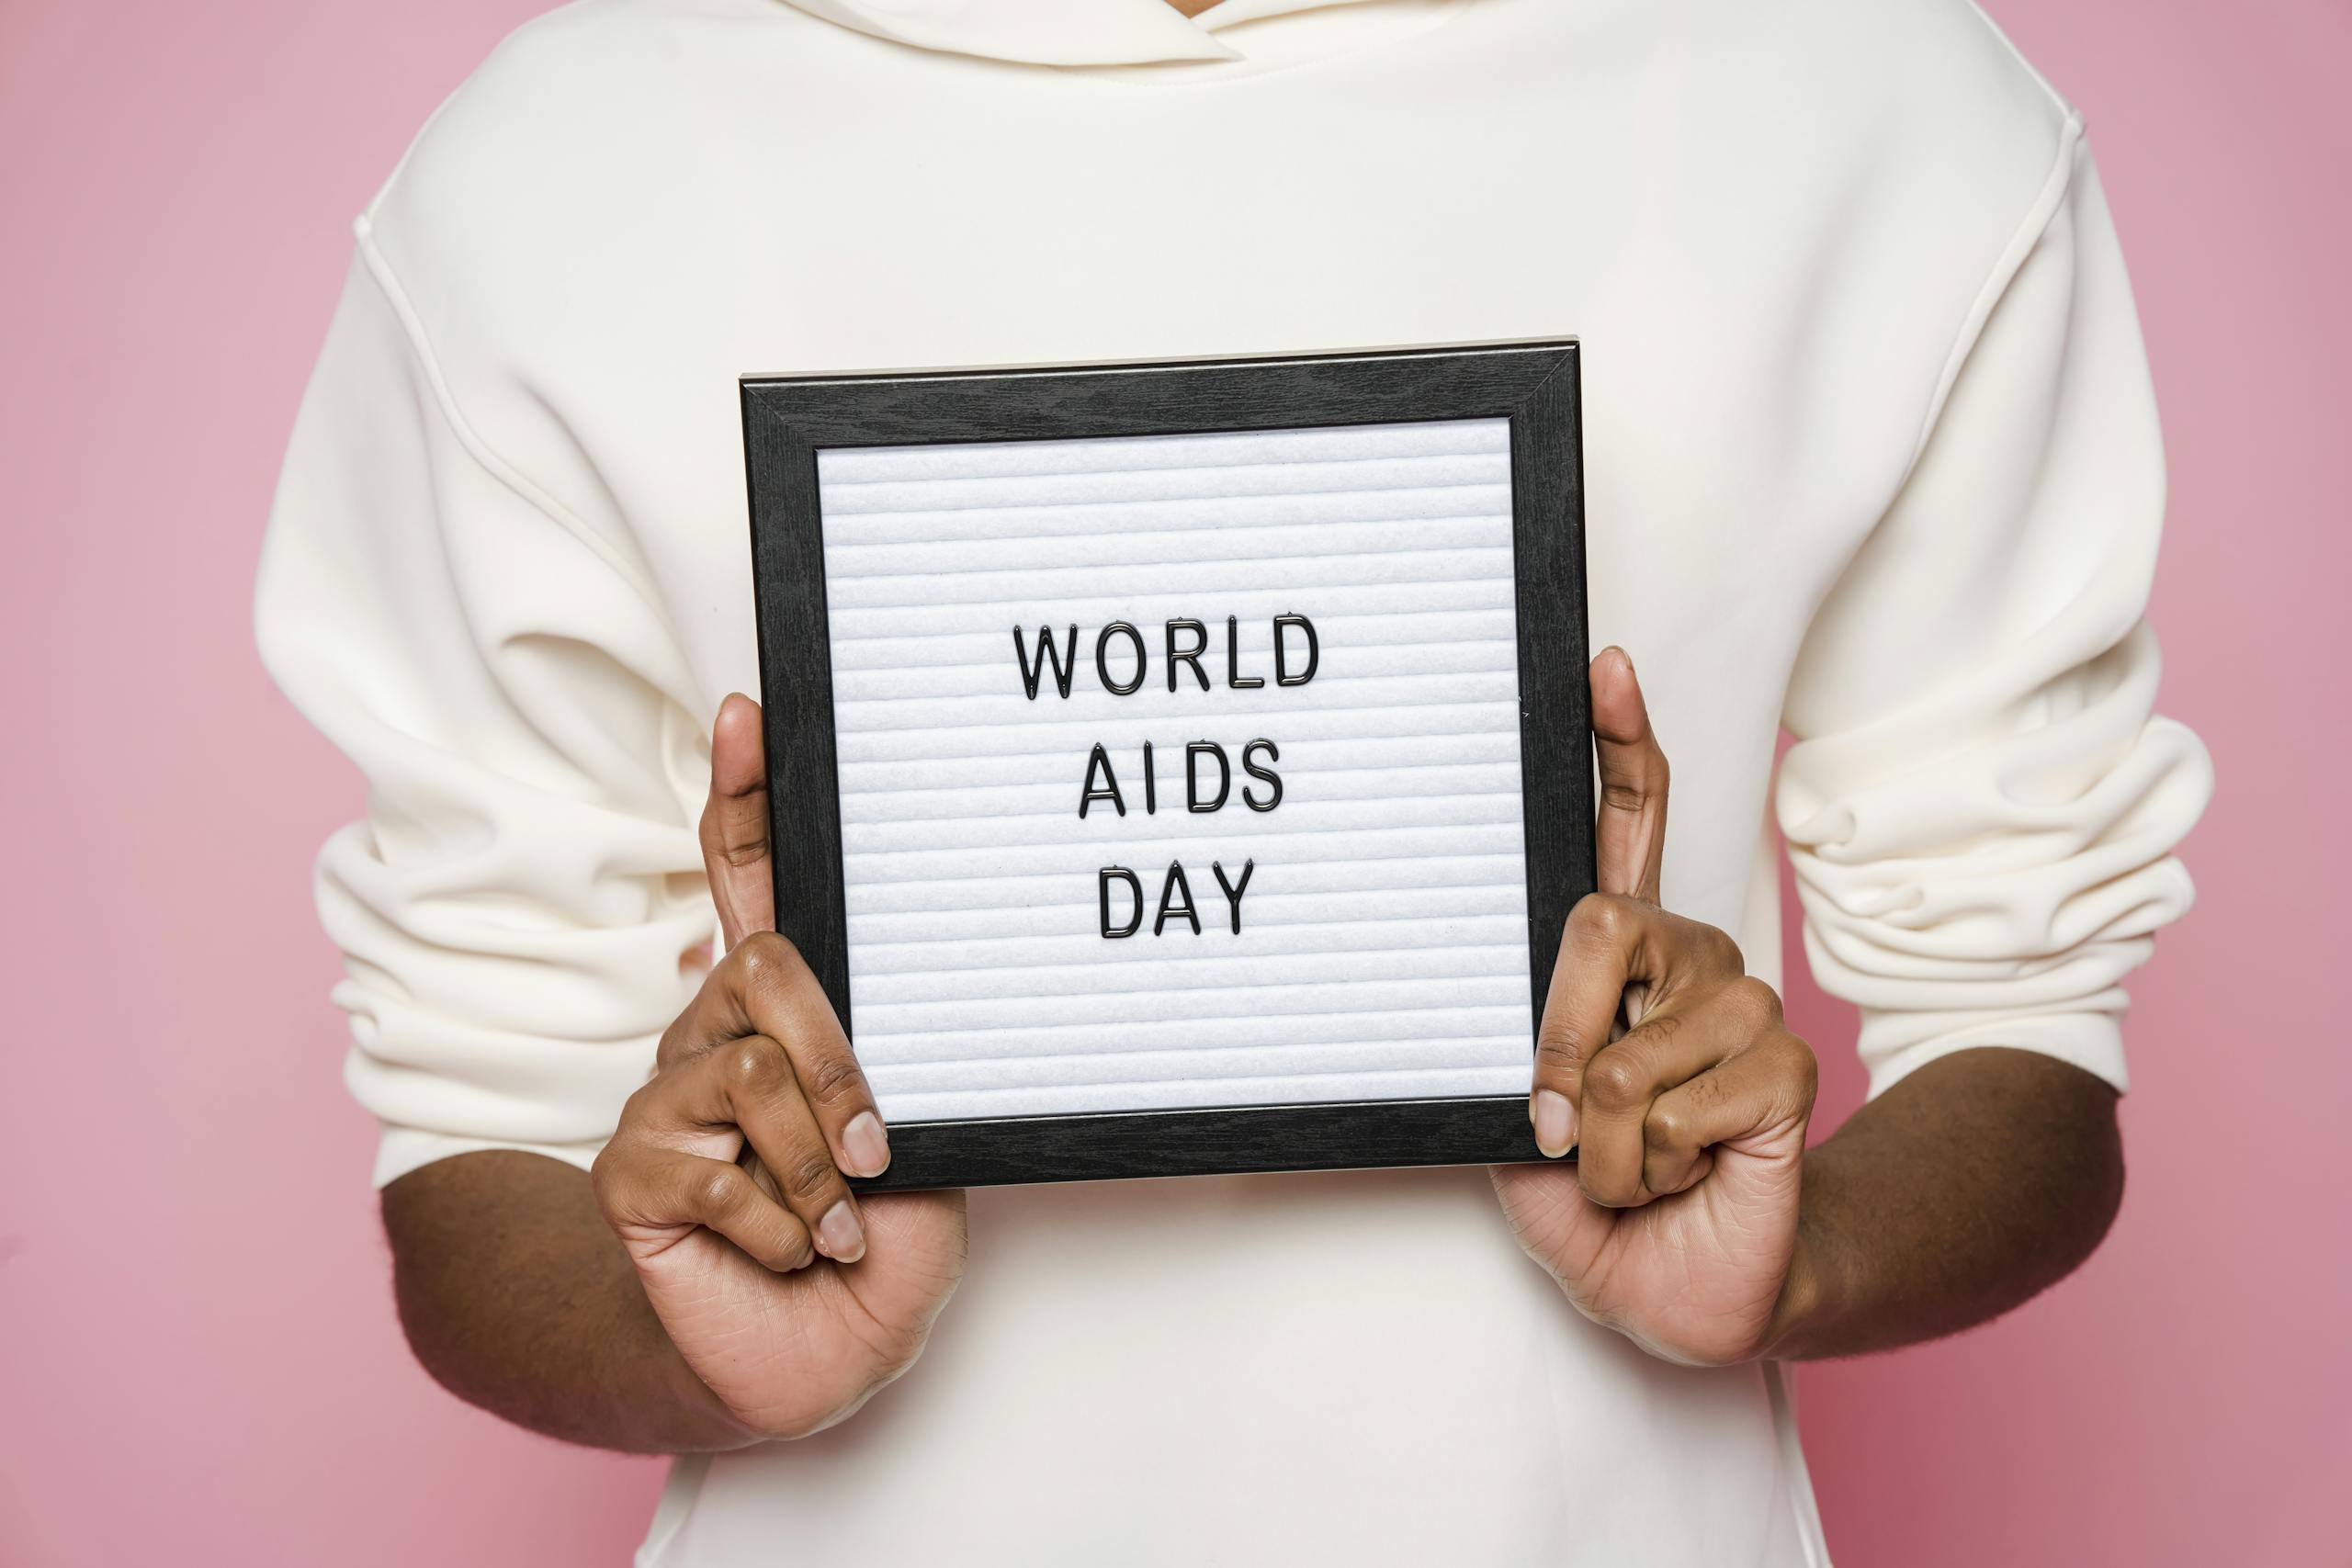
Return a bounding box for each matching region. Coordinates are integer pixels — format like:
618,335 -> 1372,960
843,1111 -> 891,1178
816,1201 -> 865,1264
1532,1090 -> 1577,1159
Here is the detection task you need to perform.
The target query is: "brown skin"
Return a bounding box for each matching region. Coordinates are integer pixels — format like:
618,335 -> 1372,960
383,651 -> 2123,1450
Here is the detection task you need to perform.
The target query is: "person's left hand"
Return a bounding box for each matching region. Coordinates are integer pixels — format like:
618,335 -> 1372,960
1490,649 -> 1819,1366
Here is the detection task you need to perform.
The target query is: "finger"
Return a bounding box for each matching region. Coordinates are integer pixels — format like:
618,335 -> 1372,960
734,934 -> 892,1179
597,1145 -> 815,1273
714,1035 -> 869,1263
1531,896 -> 1745,1159
657,933 -> 891,1179
1590,648 -> 1668,904
1641,1028 -> 1816,1198
643,1032 -> 868,1263
699,693 -> 775,952
1530,894 -> 1645,1158
1577,976 -> 1782,1207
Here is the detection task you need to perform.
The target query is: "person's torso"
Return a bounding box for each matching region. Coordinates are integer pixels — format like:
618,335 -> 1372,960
363,1 -> 2071,1557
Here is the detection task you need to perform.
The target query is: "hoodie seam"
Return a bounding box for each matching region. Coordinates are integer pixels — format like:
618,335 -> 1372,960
1897,110 -> 2086,480
350,214 -> 667,610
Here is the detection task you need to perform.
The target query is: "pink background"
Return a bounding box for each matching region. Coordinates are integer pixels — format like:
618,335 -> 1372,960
1,2 -> 2342,1562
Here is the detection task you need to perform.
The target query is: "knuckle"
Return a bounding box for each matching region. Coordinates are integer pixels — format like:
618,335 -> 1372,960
695,1165 -> 748,1218
1781,1033 -> 1821,1101
731,930 -> 801,986
1702,923 -> 1745,976
589,1148 -> 625,1208
1533,1021 -> 1589,1077
1723,976 -> 1782,1032
1677,1064 -> 1728,1114
592,1160 -> 655,1229
798,1049 -> 866,1109
1584,1051 -> 1650,1111
729,1035 -> 784,1087
778,1149 -> 842,1205
1571,894 -> 1630,948
719,829 -> 772,871
617,1074 -> 685,1135
1644,1104 -> 1691,1153
615,1080 -> 658,1129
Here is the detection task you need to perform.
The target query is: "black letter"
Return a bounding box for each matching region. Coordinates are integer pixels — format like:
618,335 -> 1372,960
1142,740 -> 1158,815
1166,619 -> 1210,693
1240,738 -> 1283,813
1155,861 -> 1201,936
1079,743 -> 1125,818
1185,740 -> 1231,813
1012,625 -> 1078,700
1095,621 -> 1147,695
1273,614 -> 1319,686
1226,615 -> 1265,689
1211,859 -> 1255,935
1100,866 -> 1143,939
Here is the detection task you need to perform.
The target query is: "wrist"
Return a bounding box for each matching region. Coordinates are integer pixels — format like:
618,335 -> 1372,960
1759,1237 -> 1829,1360
1757,1156 -> 1860,1360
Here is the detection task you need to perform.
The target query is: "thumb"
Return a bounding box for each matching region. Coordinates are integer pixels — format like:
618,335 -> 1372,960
698,693 -> 776,951
1590,647 -> 1668,904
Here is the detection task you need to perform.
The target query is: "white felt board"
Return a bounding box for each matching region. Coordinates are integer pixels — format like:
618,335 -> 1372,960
815,417 -> 1532,1123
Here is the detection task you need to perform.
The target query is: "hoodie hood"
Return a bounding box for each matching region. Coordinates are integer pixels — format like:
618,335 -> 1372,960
779,0 -> 1385,66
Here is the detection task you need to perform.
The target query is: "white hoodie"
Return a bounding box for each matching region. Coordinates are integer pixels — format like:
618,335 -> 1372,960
256,0 -> 2211,1562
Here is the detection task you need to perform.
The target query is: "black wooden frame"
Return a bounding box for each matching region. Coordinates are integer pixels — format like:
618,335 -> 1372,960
741,342 -> 1591,1190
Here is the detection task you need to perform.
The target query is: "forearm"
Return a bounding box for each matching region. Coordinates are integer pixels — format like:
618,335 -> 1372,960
381,1150 -> 760,1454
1764,1046 -> 2125,1360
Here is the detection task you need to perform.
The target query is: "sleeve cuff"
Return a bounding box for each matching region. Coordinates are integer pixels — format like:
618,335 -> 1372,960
372,1124 -> 610,1190
1858,1008 -> 2129,1101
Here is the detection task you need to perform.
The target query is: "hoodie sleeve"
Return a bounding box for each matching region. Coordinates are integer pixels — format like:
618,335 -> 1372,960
1776,130 -> 2213,1099
255,240 -> 716,1188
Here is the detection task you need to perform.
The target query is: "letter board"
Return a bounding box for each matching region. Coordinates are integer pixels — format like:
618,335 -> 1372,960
741,342 -> 1592,1188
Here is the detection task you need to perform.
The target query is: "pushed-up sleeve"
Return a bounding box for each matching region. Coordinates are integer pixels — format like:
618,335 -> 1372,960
1778,133 -> 2213,1099
256,243 -> 716,1187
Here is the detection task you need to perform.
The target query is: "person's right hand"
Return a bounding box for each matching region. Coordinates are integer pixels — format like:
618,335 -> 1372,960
592,694 -> 968,1441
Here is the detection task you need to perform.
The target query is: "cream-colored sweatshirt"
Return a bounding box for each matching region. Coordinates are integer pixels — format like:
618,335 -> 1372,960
256,0 -> 2212,1562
